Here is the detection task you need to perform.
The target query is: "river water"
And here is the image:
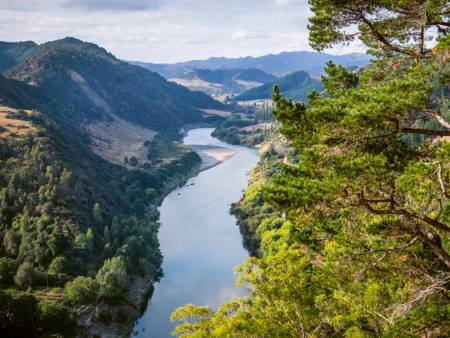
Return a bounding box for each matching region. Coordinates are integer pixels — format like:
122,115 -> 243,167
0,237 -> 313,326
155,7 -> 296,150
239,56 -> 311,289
134,128 -> 258,337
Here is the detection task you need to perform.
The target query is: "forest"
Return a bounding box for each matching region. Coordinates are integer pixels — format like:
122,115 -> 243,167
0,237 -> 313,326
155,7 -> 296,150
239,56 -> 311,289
171,1 -> 450,337
0,37 -> 211,336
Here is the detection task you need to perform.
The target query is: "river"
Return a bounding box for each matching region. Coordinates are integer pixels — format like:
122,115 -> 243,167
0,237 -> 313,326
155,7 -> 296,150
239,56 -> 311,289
134,128 -> 259,337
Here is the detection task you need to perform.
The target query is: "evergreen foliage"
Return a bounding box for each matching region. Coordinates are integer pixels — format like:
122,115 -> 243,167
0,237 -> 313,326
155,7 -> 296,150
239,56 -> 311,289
171,1 -> 450,337
64,276 -> 98,304
96,256 -> 129,301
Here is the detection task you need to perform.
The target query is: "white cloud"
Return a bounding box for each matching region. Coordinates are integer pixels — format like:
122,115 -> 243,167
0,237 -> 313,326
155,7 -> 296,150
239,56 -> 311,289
0,0 -> 364,63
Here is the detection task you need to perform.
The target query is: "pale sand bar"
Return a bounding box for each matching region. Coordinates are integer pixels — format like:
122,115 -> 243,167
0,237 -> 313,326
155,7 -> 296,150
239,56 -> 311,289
189,144 -> 237,171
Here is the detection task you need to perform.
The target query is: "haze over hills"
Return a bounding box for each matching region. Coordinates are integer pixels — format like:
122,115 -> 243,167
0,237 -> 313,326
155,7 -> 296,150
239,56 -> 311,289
235,70 -> 323,102
0,41 -> 40,72
132,50 -> 371,78
169,68 -> 278,98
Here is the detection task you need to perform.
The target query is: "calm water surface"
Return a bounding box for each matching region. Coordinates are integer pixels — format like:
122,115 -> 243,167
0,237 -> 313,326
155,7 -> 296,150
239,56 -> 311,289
134,128 -> 258,337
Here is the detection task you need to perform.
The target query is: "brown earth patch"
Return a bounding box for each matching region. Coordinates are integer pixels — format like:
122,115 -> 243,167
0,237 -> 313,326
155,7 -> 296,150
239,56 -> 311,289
0,106 -> 35,139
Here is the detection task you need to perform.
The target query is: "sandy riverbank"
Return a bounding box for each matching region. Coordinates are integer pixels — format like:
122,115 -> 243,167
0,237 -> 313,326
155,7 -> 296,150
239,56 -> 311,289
189,144 -> 237,171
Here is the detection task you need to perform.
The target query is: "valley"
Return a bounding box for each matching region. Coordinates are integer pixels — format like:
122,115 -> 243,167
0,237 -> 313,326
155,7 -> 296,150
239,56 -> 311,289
134,128 -> 258,337
0,1 -> 449,336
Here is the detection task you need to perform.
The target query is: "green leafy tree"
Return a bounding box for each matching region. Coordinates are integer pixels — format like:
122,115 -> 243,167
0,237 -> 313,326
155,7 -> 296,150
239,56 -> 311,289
60,168 -> 74,186
308,0 -> 449,58
171,1 -> 450,337
38,301 -> 76,335
92,203 -> 103,224
86,227 -> 94,251
0,289 -> 39,336
74,233 -> 88,251
74,229 -> 94,254
48,256 -> 67,274
103,225 -> 110,243
96,256 -> 129,300
0,257 -> 18,286
64,276 -> 98,304
14,261 -> 35,288
3,229 -> 20,257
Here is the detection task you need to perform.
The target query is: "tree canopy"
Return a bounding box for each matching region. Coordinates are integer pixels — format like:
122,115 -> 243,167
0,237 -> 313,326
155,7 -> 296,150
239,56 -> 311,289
171,1 -> 450,337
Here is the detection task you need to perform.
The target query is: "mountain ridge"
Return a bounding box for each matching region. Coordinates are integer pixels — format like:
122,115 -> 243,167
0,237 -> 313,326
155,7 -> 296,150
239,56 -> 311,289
3,37 -> 224,132
235,70 -> 323,102
168,68 -> 278,98
132,50 -> 371,78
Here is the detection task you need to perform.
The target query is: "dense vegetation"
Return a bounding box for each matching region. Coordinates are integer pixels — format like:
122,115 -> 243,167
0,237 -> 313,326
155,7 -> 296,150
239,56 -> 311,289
0,108 -> 169,334
171,1 -> 450,337
0,37 -> 213,336
212,127 -> 266,148
211,104 -> 276,147
235,71 -> 323,102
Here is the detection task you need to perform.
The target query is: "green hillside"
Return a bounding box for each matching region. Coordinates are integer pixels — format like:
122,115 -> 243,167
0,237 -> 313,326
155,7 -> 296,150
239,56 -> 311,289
0,41 -> 39,72
6,37 -> 224,131
0,37 -> 218,336
171,1 -> 450,337
235,70 -> 322,102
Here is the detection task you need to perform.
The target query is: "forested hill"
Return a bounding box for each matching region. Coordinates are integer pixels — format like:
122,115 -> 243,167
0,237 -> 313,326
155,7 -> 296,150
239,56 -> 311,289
0,41 -> 39,72
235,70 -> 322,102
170,1 -> 450,337
3,37 -> 224,131
0,37 -> 218,337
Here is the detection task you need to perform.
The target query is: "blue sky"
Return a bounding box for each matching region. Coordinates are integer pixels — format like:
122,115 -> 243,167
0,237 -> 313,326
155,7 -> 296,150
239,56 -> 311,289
0,0 -> 364,63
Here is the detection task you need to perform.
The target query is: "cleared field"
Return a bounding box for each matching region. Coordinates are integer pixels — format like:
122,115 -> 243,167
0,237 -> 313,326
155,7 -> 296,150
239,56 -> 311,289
0,106 -> 35,139
86,114 -> 157,167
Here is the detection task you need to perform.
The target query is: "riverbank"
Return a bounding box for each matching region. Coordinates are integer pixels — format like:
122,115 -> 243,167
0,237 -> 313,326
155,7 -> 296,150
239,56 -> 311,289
76,172 -> 201,337
77,144 -> 205,337
79,130 -> 242,338
133,128 -> 258,337
189,144 -> 237,171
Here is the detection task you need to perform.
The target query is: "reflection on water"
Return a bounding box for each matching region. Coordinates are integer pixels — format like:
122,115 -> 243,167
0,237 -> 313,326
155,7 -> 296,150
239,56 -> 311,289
134,128 -> 258,337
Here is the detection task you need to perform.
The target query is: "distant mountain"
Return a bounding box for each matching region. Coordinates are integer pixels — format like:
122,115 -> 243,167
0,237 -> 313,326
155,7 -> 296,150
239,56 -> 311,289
132,50 -> 371,78
0,41 -> 40,72
5,37 -> 223,131
169,68 -> 278,98
192,68 -> 276,84
235,71 -> 323,102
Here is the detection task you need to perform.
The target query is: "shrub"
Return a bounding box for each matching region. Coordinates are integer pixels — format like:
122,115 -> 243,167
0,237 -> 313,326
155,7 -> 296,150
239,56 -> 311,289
64,276 -> 98,304
95,306 -> 112,324
115,309 -> 128,324
0,257 -> 18,286
38,301 -> 76,335
48,256 -> 67,274
14,261 -> 35,288
96,256 -> 129,300
0,289 -> 39,336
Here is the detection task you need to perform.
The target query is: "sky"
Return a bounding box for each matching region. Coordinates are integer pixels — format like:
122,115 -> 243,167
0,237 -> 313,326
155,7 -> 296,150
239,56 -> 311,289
0,0 -> 365,63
